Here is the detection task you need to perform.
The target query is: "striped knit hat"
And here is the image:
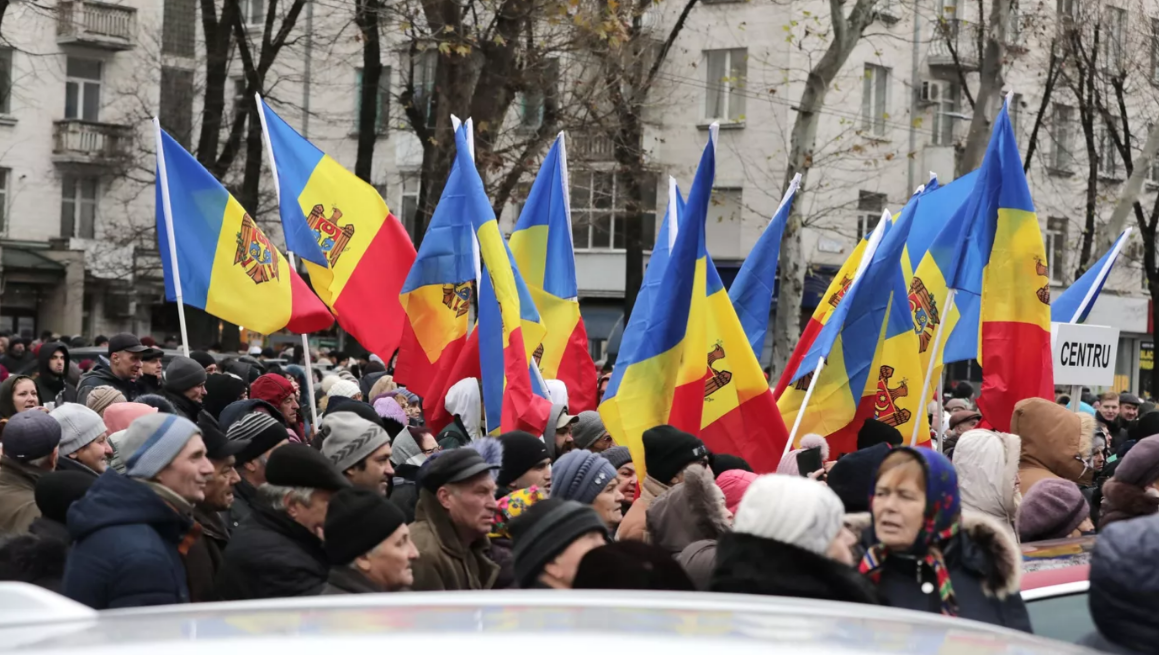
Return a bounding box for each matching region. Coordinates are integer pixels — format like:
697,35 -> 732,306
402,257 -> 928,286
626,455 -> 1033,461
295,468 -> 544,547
227,412 -> 288,464
121,413 -> 201,479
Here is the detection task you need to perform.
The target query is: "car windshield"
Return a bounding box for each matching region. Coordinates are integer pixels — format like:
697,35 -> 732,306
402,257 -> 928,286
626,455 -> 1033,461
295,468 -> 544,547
1026,593 -> 1093,644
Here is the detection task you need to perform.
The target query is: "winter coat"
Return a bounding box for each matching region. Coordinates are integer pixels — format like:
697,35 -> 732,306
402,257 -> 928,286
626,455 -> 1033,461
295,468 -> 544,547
1011,397 -> 1095,493
388,464 -> 421,524
711,531 -> 880,604
617,475 -> 670,543
0,456 -> 47,534
1077,512 -> 1159,654
76,363 -> 137,405
320,566 -> 385,595
409,490 -> 499,591
63,472 -> 197,609
225,477 -> 258,533
954,430 -> 1020,542
1098,479 -> 1159,530
437,418 -> 471,451
184,505 -> 230,602
33,342 -> 76,407
0,350 -> 34,376
135,374 -> 163,398
163,390 -> 202,422
487,537 -> 515,589
849,511 -> 1031,632
676,540 -> 717,591
0,533 -> 68,592
55,456 -> 101,479
646,464 -> 730,590
215,503 -> 329,600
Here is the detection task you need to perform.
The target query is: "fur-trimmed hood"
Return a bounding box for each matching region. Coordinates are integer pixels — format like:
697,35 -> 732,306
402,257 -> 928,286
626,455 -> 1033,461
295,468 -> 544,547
646,464 -> 731,555
954,430 -> 1021,537
1011,397 -> 1095,489
846,510 -> 1022,600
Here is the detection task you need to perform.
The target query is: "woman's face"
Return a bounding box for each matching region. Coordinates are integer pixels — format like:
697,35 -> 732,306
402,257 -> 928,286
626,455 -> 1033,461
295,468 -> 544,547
615,463 -> 637,499
12,379 -> 39,412
591,479 -> 624,529
872,466 -> 927,550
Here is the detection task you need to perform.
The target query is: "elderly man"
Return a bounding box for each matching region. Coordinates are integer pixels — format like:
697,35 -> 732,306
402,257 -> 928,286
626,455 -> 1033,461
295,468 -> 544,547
215,444 -> 351,600
0,412 -> 63,533
63,413 -> 215,608
410,449 -> 501,591
321,488 -> 419,594
320,412 -> 394,495
51,404 -> 111,478
183,413 -> 245,602
162,356 -> 208,422
224,411 -> 290,532
77,333 -> 149,403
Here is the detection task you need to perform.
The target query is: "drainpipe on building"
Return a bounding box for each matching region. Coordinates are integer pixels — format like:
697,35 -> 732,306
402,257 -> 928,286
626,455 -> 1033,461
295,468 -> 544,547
907,0 -> 922,194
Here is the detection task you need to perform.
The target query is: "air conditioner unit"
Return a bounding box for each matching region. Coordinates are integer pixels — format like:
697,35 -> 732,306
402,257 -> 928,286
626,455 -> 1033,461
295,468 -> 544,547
919,80 -> 944,105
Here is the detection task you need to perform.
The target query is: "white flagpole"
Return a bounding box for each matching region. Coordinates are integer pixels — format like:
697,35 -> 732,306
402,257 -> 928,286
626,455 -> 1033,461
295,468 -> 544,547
1071,227 -> 1133,324
255,94 -> 321,433
783,358 -> 826,458
911,288 -> 956,446
153,118 -> 190,357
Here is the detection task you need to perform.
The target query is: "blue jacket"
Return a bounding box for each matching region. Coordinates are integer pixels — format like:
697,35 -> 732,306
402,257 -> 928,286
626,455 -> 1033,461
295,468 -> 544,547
63,471 -> 194,609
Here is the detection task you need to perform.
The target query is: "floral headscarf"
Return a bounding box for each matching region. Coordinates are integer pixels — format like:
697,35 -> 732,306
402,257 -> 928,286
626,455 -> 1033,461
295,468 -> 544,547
859,447 -> 962,616
490,485 -> 548,539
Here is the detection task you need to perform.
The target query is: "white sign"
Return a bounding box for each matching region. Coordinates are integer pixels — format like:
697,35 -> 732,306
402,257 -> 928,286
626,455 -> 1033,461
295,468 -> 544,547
1051,322 -> 1120,387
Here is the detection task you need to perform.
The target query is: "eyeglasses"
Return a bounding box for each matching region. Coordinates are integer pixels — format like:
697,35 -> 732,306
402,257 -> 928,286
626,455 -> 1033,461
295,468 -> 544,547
421,444 -> 442,455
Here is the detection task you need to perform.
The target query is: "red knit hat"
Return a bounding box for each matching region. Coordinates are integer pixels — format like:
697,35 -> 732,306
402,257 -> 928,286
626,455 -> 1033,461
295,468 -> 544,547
250,373 -> 294,407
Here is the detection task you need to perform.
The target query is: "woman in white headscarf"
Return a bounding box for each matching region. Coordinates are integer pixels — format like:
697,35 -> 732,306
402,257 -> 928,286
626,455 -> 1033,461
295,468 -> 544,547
439,377 -> 483,448
953,429 -> 1022,541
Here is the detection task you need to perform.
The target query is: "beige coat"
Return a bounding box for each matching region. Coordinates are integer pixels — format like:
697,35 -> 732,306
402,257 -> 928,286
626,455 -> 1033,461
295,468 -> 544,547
0,456 -> 46,534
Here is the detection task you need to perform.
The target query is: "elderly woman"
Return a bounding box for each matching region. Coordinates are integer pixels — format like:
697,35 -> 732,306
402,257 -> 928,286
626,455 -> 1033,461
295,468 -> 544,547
854,447 -> 1031,631
952,429 -> 1021,540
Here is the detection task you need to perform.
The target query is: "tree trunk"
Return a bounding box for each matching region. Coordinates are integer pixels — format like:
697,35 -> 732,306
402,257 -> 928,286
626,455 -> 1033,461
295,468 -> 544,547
354,0 -> 382,183
1023,43 -> 1060,174
958,0 -> 1008,173
1098,126 -> 1159,256
617,113 -> 646,324
196,0 -> 237,169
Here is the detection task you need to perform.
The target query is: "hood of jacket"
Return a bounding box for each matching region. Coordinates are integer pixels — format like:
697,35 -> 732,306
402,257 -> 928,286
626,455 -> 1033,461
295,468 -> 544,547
848,510 -> 1022,600
646,463 -> 730,555
444,378 -> 482,439
954,429 -> 1021,530
0,375 -> 32,417
36,342 -> 69,390
390,429 -> 428,468
66,471 -> 193,545
1011,397 -> 1095,486
543,403 -> 568,455
712,531 -> 881,604
1088,515 -> 1159,652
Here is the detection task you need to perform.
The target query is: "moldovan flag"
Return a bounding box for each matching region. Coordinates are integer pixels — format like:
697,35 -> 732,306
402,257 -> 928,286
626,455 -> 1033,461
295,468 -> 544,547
509,134 -> 597,412
1052,227 -> 1132,324
257,97 -> 416,358
944,99 -> 1053,432
728,174 -> 800,360
454,126 -> 552,436
153,125 -> 332,335
599,128 -> 716,481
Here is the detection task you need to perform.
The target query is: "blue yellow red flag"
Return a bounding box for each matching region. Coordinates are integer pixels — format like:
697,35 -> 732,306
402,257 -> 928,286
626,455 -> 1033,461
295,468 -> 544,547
153,124 -> 332,336
1052,228 -> 1133,324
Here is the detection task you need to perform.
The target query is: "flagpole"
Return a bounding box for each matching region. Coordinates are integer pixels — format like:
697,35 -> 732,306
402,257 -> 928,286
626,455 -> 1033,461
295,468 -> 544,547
911,288 -> 956,446
1071,227 -> 1133,323
935,368 -> 945,453
255,94 -> 321,433
153,118 -> 190,357
783,358 -> 826,458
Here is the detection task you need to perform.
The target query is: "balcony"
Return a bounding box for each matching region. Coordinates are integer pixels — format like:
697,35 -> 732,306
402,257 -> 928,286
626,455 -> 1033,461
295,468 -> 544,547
53,120 -> 133,166
570,132 -> 617,161
928,19 -> 980,72
57,1 -> 136,51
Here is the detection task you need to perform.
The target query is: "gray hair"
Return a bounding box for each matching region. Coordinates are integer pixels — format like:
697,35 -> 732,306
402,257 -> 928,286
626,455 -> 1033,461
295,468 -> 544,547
257,483 -> 316,511
28,453 -> 54,469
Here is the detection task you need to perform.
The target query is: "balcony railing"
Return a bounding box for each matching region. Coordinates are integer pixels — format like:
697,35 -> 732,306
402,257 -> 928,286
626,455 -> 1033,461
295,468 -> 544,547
928,19 -> 980,71
569,132 -> 617,161
57,1 -> 136,51
53,120 -> 133,165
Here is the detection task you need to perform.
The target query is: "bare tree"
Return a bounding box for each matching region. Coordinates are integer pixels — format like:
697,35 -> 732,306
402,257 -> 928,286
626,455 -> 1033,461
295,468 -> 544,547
958,0 -> 1010,171
354,0 -> 383,182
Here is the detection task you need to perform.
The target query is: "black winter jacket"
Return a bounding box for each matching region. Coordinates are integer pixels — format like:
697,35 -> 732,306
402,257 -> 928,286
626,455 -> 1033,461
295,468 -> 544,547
711,532 -> 880,604
389,464 -> 421,524
34,342 -> 76,407
215,503 -> 328,600
76,363 -> 137,404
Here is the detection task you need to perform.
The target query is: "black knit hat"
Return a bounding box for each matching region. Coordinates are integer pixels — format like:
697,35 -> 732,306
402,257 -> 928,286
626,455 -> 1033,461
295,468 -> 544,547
189,350 -> 217,370
641,425 -> 707,483
856,418 -> 903,450
710,453 -> 752,478
510,498 -> 607,588
498,431 -> 550,487
197,411 -> 245,461
572,541 -> 695,591
164,356 -> 208,393
827,442 -> 892,513
265,444 -> 351,492
324,488 -> 407,565
34,471 -> 95,524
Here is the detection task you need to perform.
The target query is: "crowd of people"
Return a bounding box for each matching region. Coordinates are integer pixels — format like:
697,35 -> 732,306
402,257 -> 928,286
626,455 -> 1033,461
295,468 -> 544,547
0,331 -> 1155,653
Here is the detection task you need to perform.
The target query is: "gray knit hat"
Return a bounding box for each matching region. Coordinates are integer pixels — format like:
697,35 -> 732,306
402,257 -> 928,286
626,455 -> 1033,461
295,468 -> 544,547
51,404 -> 107,456
164,356 -> 207,393
552,449 -> 617,505
121,413 -> 202,479
320,411 -> 390,472
511,499 -> 607,588
571,411 -> 607,450
600,446 -> 632,470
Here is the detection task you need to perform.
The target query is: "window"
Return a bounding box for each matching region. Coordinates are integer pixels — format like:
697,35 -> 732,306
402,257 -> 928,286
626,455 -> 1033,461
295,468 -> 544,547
1098,122 -> 1121,179
1008,0 -> 1022,40
399,175 -> 419,236
519,59 -> 560,130
570,170 -> 658,250
0,49 -> 11,114
706,188 -> 743,257
160,66 -> 194,147
0,168 -> 9,233
354,66 -> 391,134
932,82 -> 960,146
64,58 -> 101,121
1010,92 -> 1023,143
1151,19 -> 1159,84
1103,7 -> 1127,70
857,191 -> 886,240
162,0 -> 196,57
61,175 -> 97,239
410,49 -> 437,129
704,48 -> 747,122
1045,217 -> 1067,283
1050,104 -> 1075,171
862,64 -> 890,136
1057,0 -> 1074,18
232,77 -> 247,117
241,0 -> 264,26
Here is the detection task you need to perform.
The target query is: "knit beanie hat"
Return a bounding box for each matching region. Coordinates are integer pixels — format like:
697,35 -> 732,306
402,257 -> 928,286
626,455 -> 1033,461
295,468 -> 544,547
642,425 -> 707,483
51,403 -> 107,456
733,474 -> 846,557
320,412 -> 390,472
498,431 -> 550,488
34,471 -> 95,524
826,442 -> 892,513
2,411 -> 62,461
711,454 -> 753,478
776,433 -> 829,476
85,385 -> 126,417
320,375 -> 341,395
323,487 -> 407,565
1113,438 -> 1159,487
857,418 -> 903,450
136,394 -> 176,414
120,413 -> 202,479
227,411 -> 288,464
102,402 -> 158,434
250,373 -> 295,409
510,498 -> 607,588
490,485 -> 549,539
189,350 -> 216,370
600,446 -> 632,470
1016,478 -> 1090,542
164,356 -> 208,393
552,450 -> 617,505
328,379 -> 361,399
716,469 -> 758,514
571,411 -> 607,450
572,541 -> 696,591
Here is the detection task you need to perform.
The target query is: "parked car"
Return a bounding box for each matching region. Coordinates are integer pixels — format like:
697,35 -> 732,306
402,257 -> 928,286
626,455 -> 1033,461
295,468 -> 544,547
1020,536 -> 1095,644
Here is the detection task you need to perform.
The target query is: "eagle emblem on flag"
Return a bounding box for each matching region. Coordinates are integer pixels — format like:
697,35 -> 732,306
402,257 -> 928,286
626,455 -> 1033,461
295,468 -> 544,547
908,277 -> 940,353
307,204 -> 356,267
873,365 -> 911,427
442,282 -> 472,318
234,214 -> 280,284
